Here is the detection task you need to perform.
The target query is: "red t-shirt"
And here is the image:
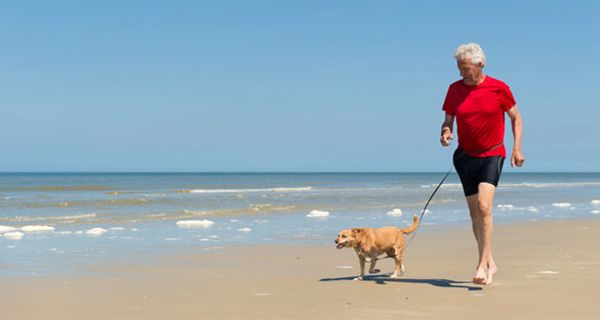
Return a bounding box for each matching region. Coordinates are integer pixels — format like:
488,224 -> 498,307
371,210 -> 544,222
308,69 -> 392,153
442,76 -> 516,158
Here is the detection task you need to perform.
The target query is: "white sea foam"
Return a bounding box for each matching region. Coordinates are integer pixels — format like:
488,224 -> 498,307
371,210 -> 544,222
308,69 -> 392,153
86,228 -> 108,236
4,231 -> 25,240
164,238 -> 182,241
527,206 -> 540,213
110,227 -> 125,231
306,210 -> 330,218
20,225 -> 55,232
387,208 -> 403,217
0,225 -> 17,233
591,210 -> 600,215
591,200 -> 600,206
497,204 -> 514,209
238,227 -> 252,233
552,203 -> 572,208
176,219 -> 215,229
188,187 -> 313,194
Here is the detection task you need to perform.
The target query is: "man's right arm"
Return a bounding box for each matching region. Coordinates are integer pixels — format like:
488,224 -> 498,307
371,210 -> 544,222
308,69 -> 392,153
440,114 -> 454,147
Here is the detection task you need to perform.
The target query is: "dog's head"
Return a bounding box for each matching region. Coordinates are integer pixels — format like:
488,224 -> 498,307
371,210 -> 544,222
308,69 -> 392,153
334,228 -> 364,249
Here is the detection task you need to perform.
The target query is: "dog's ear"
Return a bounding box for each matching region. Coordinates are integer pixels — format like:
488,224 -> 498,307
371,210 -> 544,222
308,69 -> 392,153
351,228 -> 363,235
351,228 -> 365,242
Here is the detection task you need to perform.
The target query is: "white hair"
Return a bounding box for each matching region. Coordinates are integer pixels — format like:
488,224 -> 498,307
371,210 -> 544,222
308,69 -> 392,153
454,43 -> 486,66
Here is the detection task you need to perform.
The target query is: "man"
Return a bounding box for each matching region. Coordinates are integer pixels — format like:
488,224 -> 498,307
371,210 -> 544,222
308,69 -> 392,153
440,43 -> 525,285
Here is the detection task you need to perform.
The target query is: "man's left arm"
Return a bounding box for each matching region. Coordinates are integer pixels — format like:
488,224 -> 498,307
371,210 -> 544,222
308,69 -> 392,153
506,105 -> 525,167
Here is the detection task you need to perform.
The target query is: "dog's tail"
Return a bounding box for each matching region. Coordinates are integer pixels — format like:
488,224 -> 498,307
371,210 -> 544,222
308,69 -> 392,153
401,215 -> 419,234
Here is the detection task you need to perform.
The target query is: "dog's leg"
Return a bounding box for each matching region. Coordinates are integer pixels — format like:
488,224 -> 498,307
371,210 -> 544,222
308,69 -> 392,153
354,256 -> 366,281
390,250 -> 405,278
368,258 -> 380,274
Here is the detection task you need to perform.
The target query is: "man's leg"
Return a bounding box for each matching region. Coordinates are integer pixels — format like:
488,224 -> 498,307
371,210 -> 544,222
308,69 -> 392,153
466,182 -> 497,284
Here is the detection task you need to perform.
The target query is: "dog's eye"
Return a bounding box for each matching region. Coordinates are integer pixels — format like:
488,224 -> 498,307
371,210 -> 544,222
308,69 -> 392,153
342,235 -> 347,238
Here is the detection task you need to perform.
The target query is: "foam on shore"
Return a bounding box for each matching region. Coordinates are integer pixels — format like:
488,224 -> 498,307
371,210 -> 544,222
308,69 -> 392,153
552,203 -> 572,208
0,225 -> 17,233
20,225 -> 56,232
176,220 -> 215,229
4,231 -> 25,240
387,208 -> 404,217
306,210 -> 330,218
498,204 -> 514,209
86,228 -> 108,236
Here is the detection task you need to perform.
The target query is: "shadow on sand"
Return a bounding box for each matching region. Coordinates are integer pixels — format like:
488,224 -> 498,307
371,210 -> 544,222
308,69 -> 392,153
320,274 -> 482,291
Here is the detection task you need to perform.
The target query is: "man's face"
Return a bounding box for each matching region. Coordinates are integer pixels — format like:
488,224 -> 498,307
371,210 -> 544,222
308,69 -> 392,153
457,59 -> 483,84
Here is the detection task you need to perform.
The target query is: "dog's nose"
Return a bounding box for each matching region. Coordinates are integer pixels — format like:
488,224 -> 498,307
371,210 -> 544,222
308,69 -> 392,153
334,239 -> 338,244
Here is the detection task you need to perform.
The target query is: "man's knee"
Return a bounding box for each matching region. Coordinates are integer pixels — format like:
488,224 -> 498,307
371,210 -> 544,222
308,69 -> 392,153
477,200 -> 492,216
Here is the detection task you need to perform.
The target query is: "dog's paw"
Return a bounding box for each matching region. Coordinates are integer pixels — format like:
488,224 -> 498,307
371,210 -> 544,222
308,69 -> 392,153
369,269 -> 381,274
353,276 -> 363,281
390,270 -> 405,278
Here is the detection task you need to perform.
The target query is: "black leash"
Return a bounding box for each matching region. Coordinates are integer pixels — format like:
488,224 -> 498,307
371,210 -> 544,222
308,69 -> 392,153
404,167 -> 453,251
368,166 -> 454,262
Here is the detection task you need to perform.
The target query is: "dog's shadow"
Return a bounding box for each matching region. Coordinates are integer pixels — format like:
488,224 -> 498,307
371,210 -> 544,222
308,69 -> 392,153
320,274 -> 482,291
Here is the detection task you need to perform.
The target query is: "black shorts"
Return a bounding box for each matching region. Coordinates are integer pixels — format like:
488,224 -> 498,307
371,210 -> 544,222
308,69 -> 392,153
453,148 -> 505,197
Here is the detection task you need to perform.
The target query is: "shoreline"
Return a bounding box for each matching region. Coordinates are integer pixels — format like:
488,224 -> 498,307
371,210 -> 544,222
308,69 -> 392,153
2,217 -> 600,319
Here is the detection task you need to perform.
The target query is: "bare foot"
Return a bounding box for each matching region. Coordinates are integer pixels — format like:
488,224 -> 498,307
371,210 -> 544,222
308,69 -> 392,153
473,267 -> 487,285
486,263 -> 498,285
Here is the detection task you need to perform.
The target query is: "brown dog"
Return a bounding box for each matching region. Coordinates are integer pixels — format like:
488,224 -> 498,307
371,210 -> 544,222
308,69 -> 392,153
335,215 -> 419,280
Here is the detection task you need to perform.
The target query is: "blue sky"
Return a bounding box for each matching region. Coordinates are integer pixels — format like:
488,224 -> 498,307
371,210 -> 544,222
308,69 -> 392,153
1,1 -> 598,172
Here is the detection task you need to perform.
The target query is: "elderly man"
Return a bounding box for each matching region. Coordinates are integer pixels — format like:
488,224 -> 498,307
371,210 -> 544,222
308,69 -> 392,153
440,43 -> 525,285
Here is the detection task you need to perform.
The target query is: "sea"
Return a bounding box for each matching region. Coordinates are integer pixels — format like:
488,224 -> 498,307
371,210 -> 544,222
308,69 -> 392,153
1,172 -> 599,276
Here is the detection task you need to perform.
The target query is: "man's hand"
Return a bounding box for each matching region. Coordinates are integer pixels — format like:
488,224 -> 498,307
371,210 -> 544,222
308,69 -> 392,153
440,129 -> 453,147
511,149 -> 525,167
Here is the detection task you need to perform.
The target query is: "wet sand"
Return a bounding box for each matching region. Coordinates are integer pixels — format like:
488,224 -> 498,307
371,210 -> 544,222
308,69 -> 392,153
2,218 -> 600,319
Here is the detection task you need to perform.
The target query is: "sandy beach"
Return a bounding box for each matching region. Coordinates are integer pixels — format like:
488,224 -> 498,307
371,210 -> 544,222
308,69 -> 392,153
2,217 -> 599,319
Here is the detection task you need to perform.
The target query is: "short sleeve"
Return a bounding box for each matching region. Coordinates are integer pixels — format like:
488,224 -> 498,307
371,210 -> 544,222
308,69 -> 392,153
442,85 -> 455,115
500,84 -> 516,112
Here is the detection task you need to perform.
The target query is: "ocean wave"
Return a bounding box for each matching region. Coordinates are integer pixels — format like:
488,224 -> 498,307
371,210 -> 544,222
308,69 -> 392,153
21,198 -> 153,209
13,185 -> 115,192
0,213 -> 98,223
179,187 -> 314,194
422,182 -> 600,189
503,182 -> 600,189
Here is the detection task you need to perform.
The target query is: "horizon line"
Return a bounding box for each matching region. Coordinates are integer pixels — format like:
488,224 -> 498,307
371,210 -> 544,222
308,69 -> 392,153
1,171 -> 599,174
